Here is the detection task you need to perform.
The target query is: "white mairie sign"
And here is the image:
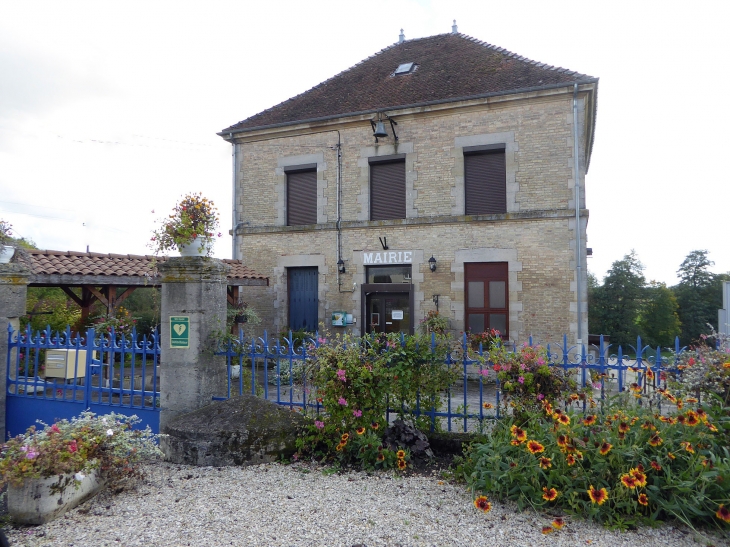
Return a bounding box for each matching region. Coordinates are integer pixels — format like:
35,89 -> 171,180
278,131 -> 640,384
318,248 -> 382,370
362,251 -> 413,265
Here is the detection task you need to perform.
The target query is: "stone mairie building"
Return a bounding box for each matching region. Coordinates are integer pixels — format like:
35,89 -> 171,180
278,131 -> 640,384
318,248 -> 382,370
219,29 -> 598,345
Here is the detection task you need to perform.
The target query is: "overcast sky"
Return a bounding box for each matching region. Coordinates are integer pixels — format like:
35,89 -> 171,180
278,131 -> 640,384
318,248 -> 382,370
0,0 -> 727,285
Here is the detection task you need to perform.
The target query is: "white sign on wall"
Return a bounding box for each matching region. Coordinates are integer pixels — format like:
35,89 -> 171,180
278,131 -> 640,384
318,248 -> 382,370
363,251 -> 413,265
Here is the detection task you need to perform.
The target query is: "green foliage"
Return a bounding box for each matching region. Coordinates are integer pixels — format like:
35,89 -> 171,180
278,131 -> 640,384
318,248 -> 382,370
639,282 -> 681,348
460,394 -> 730,530
672,250 -> 724,345
295,331 -> 460,466
0,219 -> 13,246
488,343 -> 579,422
590,251 -> 646,347
22,287 -> 81,334
419,310 -> 449,335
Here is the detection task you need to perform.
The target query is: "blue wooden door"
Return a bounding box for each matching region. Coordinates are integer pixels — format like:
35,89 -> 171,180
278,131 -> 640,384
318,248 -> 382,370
288,267 -> 318,332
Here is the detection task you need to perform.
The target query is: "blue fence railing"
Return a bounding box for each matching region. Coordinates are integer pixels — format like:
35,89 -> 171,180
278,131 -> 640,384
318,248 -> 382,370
5,325 -> 161,436
215,332 -> 690,433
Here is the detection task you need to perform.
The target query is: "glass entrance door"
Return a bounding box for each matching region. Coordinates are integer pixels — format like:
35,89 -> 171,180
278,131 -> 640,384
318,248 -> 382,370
366,293 -> 410,334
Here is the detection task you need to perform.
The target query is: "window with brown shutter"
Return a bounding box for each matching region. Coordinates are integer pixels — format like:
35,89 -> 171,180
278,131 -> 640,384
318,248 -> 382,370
286,166 -> 317,226
369,156 -> 405,220
465,262 -> 509,338
464,145 -> 506,215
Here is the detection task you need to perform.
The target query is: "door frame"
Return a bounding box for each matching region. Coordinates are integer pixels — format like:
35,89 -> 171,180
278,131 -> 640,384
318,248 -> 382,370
360,283 -> 414,334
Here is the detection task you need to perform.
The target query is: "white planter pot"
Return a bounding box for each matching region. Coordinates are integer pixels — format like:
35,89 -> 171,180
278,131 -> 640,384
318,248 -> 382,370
8,470 -> 104,525
0,245 -> 14,263
178,236 -> 211,257
230,365 -> 241,379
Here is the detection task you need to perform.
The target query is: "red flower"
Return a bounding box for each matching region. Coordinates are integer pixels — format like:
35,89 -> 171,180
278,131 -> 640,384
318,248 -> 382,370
638,493 -> 649,506
542,487 -> 559,501
474,496 -> 492,513
587,485 -> 608,505
716,504 -> 730,523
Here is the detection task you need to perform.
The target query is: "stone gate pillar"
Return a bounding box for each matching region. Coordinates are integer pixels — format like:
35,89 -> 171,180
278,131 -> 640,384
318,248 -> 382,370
158,257 -> 229,432
0,263 -> 30,440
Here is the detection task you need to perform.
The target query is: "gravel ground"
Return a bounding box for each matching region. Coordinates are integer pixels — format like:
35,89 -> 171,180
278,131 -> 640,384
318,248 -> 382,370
4,461 -> 728,547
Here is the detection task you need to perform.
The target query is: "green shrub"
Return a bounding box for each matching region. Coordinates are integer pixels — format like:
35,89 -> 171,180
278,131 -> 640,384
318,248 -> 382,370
459,392 -> 730,530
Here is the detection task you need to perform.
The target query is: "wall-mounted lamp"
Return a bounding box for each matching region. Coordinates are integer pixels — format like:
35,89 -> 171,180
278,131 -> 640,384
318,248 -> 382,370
428,255 -> 437,272
337,258 -> 346,274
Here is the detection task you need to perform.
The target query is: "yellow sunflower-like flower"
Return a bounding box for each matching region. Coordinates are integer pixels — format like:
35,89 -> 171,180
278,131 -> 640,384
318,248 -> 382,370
341,433 -> 350,442
557,414 -> 570,426
587,485 -> 608,505
599,442 -> 612,455
396,449 -> 406,459
638,493 -> 649,506
648,434 -> 663,447
539,457 -> 552,469
716,504 -> 730,523
542,487 -> 559,501
527,440 -> 545,454
620,474 -> 637,489
551,517 -> 566,529
482,402 -> 494,409
397,458 -> 407,470
356,427 -> 366,435
566,454 -> 576,466
582,415 -> 596,426
474,496 -> 492,513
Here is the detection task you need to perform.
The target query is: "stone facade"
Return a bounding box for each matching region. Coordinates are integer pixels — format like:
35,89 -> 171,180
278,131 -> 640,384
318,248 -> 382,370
227,87 -> 594,346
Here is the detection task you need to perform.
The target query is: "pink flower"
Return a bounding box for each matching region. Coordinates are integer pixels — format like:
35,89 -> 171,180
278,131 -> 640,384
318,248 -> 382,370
537,357 -> 545,365
336,369 -> 347,382
353,409 -> 362,418
479,369 -> 489,377
520,364 -> 527,371
518,376 -> 525,384
314,420 -> 324,429
49,424 -> 60,434
493,364 -> 501,372
317,337 -> 327,344
537,393 -> 545,400
68,440 -> 78,453
338,397 -> 347,406
25,449 -> 38,459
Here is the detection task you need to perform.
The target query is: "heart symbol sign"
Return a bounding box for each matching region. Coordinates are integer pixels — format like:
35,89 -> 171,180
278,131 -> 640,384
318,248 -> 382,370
173,324 -> 187,336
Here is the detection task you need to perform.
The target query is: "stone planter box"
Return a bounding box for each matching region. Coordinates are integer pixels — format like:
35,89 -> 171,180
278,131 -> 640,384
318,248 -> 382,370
8,470 -> 104,525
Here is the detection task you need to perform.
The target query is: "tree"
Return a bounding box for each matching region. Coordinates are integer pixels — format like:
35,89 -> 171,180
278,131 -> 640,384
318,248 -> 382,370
638,282 -> 681,348
590,251 -> 646,349
673,250 -> 718,345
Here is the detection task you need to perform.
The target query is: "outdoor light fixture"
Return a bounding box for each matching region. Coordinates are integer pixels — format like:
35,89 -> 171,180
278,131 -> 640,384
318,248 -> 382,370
428,255 -> 437,272
337,258 -> 346,274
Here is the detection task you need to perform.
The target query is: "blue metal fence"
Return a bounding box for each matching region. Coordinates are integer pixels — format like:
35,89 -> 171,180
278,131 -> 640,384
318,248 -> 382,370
216,332 -> 688,432
5,325 -> 160,437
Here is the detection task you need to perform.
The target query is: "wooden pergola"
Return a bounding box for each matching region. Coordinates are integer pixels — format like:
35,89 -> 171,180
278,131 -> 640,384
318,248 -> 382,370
20,250 -> 268,320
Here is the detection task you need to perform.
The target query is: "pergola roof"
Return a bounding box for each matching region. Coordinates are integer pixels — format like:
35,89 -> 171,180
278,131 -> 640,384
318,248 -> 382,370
20,250 -> 268,287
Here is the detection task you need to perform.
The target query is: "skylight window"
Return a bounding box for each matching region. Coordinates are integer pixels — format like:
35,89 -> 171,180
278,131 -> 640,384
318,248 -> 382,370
394,62 -> 415,75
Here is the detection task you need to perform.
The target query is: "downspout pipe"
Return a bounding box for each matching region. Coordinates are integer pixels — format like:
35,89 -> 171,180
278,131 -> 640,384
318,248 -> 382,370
230,133 -> 238,260
573,83 -> 583,345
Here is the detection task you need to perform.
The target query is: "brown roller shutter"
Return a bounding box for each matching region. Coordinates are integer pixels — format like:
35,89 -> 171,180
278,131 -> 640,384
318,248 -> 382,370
465,151 -> 506,215
287,169 -> 317,225
370,160 -> 405,220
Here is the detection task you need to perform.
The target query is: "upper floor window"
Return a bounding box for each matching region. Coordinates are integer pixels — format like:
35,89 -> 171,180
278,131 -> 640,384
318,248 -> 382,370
369,155 -> 405,220
286,164 -> 317,226
464,145 -> 506,215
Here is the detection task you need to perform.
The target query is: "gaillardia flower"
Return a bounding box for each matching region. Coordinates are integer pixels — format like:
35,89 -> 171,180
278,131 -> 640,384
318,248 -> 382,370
356,427 -> 366,435
587,486 -> 608,505
638,493 -> 649,506
582,415 -> 596,426
397,458 -> 407,470
552,517 -> 566,529
716,504 -> 730,523
474,496 -> 492,513
542,487 -> 559,501
599,442 -> 612,455
539,457 -> 552,469
396,450 -> 406,459
527,440 -> 545,454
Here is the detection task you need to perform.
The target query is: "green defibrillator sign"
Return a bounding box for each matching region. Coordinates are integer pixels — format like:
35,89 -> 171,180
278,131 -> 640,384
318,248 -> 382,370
170,316 -> 190,348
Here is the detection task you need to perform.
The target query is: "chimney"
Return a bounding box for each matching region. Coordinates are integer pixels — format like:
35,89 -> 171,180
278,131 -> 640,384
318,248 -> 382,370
398,29 -> 405,43
451,20 -> 458,34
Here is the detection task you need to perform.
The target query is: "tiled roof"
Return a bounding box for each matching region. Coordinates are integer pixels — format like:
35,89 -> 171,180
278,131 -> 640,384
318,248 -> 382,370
24,250 -> 267,281
222,33 -> 596,134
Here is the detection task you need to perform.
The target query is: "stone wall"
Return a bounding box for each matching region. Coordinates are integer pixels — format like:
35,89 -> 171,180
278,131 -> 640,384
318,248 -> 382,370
232,88 -> 590,344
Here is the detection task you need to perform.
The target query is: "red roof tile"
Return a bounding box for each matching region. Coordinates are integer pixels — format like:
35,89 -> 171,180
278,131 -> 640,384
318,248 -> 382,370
25,250 -> 267,281
221,33 -> 596,134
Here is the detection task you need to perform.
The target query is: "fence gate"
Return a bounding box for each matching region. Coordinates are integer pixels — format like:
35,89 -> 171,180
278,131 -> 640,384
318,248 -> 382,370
5,326 -> 160,438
